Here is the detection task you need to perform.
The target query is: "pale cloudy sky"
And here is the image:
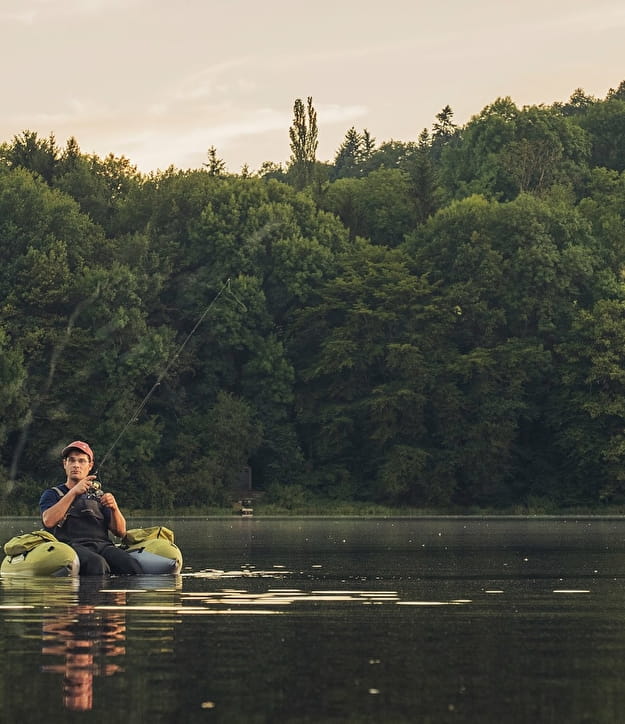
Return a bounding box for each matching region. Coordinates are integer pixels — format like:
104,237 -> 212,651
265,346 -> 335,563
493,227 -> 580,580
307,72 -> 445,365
1,0 -> 623,174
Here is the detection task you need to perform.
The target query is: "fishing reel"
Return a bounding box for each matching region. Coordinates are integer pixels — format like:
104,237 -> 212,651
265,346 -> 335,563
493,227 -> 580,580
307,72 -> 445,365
86,480 -> 104,500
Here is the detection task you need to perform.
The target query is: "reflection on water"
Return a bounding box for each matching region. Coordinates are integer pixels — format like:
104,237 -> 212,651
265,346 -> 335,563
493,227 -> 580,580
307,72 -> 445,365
41,590 -> 126,711
0,575 -> 181,713
2,517 -> 625,722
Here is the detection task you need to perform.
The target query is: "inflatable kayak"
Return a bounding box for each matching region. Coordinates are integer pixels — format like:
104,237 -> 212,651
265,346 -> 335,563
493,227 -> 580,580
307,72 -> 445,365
1,526 -> 182,576
0,531 -> 79,576
120,526 -> 183,574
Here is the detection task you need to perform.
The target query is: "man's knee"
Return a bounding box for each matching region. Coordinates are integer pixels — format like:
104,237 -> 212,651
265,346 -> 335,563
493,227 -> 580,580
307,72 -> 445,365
105,548 -> 143,575
78,551 -> 110,576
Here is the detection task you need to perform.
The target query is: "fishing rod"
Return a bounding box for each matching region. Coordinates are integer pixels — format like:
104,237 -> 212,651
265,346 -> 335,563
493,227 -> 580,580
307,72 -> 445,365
95,277 -> 246,476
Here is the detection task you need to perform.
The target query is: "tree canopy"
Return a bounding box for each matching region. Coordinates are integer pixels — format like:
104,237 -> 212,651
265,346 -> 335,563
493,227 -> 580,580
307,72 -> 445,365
2,83 -> 625,512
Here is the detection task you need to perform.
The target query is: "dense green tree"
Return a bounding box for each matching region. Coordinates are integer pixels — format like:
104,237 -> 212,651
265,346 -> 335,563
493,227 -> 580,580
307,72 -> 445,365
291,242 -> 448,503
0,166 -> 166,505
137,172 -> 350,489
331,127 -> 376,180
0,325 -> 26,498
320,168 -> 417,245
431,104 -> 458,161
1,130 -> 60,183
560,88 -> 597,116
440,99 -> 590,200
257,161 -> 287,182
0,167 -> 106,300
551,298 -> 625,503
165,390 -> 263,507
406,129 -> 443,224
54,149 -> 144,236
361,129 -> 376,158
577,167 -> 625,273
576,94 -> 625,171
288,96 -> 318,190
432,104 -> 457,140
607,80 -> 625,101
408,193 -> 604,347
2,79 -> 625,513
362,140 -> 419,174
203,146 -> 227,177
404,193 -> 610,504
332,127 -> 363,180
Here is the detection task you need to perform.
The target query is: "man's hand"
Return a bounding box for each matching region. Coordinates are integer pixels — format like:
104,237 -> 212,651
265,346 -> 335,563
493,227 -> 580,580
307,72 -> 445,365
71,475 -> 97,497
100,492 -> 119,512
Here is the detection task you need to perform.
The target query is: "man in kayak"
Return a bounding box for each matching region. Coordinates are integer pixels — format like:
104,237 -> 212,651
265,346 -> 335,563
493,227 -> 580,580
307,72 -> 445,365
39,441 -> 142,575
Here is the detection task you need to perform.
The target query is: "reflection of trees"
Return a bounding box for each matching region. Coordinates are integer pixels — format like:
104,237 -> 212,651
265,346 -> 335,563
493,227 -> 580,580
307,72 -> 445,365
41,594 -> 126,711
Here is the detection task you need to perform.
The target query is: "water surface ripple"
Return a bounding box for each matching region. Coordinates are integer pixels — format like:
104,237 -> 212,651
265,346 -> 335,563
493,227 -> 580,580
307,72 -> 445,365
1,516 -> 625,723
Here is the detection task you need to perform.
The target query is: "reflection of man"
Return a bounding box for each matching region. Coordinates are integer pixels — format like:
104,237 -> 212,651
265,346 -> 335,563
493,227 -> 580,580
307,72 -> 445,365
62,649 -> 94,712
42,598 -> 126,711
39,441 -> 142,575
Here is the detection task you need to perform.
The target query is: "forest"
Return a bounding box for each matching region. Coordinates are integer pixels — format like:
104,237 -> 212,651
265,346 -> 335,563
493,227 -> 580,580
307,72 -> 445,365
1,82 -> 625,514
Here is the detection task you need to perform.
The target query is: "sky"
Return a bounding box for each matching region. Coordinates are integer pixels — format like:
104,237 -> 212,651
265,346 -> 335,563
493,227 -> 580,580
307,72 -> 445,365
1,0 -> 624,175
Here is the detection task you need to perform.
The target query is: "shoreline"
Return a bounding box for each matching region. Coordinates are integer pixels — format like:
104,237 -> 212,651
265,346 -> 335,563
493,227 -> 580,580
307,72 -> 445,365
4,511 -> 625,521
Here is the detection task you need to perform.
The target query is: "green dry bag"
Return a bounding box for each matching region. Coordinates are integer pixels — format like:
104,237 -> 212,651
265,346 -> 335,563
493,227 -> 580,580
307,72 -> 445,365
3,530 -> 59,556
122,526 -> 175,546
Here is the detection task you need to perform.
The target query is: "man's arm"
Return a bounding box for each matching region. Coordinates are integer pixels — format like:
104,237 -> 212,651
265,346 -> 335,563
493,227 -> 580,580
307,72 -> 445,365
40,477 -> 93,529
100,493 -> 127,538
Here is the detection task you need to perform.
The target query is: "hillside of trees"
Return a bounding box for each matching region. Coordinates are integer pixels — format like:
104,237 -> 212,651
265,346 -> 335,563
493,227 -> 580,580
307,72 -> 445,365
2,81 -> 625,513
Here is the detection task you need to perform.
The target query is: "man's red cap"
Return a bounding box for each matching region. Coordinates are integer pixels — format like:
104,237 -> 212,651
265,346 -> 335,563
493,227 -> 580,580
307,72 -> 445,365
61,441 -> 94,462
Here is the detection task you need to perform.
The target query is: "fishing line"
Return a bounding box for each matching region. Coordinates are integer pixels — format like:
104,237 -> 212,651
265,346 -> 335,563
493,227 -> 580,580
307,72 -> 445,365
97,277 -> 245,473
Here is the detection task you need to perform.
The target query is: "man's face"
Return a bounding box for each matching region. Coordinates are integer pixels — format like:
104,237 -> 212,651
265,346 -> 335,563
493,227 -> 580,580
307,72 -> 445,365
63,452 -> 92,481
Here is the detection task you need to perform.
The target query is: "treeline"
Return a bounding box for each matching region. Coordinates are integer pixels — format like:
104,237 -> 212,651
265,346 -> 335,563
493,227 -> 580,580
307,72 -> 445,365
2,81 -> 625,512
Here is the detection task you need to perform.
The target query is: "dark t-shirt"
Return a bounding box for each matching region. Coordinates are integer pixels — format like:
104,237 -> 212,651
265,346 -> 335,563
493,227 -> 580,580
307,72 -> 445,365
39,484 -> 112,544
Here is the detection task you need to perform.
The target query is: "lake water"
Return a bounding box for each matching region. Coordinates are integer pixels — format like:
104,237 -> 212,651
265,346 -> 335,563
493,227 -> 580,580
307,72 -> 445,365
1,515 -> 625,723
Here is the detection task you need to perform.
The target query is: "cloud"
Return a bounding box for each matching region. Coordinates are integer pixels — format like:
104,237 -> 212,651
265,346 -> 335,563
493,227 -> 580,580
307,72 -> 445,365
318,104 -> 368,125
109,99 -> 368,172
0,0 -> 144,23
168,60 -> 254,104
3,0 -> 620,175
5,97 -> 117,134
553,4 -> 625,30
